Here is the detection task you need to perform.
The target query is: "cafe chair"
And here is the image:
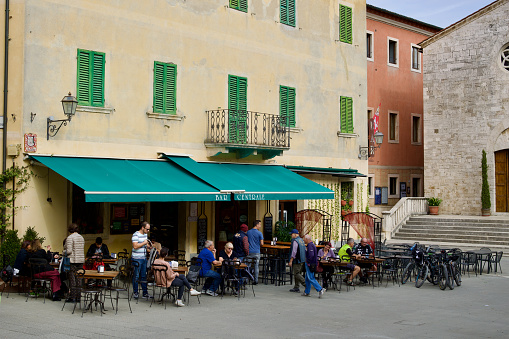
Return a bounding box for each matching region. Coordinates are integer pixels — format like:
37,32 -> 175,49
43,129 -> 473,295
381,258 -> 400,287
461,252 -> 478,277
26,258 -> 52,303
187,257 -> 204,288
220,259 -> 243,300
150,264 -> 171,309
78,269 -> 104,317
240,257 -> 256,297
490,251 -> 503,274
174,250 -> 187,267
104,267 -> 132,314
479,247 -> 493,274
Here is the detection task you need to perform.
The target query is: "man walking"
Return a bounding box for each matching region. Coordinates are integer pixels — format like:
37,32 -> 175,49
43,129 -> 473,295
302,235 -> 325,298
246,220 -> 264,284
131,221 -> 152,299
288,229 -> 306,293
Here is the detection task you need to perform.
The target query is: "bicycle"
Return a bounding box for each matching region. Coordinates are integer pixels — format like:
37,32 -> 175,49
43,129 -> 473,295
443,249 -> 462,289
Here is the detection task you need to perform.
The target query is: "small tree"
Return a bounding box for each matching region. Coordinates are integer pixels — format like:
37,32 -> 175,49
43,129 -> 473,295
481,150 -> 491,210
0,229 -> 21,268
0,165 -> 33,234
22,226 -> 45,244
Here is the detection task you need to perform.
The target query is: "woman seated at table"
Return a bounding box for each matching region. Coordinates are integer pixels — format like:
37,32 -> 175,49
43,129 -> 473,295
28,239 -> 63,301
13,240 -> 31,277
217,242 -> 241,294
152,247 -> 201,307
317,242 -> 336,289
218,242 -> 235,261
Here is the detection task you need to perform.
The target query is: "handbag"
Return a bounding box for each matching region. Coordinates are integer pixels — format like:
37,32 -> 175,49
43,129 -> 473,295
62,256 -> 71,273
186,265 -> 201,284
316,261 -> 323,273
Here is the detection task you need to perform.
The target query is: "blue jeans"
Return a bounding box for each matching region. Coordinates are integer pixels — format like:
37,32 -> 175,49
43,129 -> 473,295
132,258 -> 148,295
201,270 -> 221,292
304,264 -> 322,294
247,253 -> 260,283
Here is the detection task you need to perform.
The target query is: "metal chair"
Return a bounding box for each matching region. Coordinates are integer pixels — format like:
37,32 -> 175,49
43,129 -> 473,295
461,252 -> 478,277
150,263 -> 171,309
490,251 -> 503,274
240,257 -> 256,297
26,258 -> 52,303
174,250 -> 187,266
104,266 -> 132,314
220,259 -> 243,300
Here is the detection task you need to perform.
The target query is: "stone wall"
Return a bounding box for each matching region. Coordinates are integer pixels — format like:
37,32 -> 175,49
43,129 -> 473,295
423,1 -> 509,215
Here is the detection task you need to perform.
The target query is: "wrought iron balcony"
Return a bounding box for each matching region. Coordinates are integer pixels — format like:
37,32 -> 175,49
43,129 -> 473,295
205,109 -> 290,159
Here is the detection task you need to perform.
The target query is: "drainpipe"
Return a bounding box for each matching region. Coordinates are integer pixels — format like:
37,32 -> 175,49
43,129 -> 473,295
2,0 -> 9,231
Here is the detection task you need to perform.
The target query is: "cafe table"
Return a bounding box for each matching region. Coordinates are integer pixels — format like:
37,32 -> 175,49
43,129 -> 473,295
261,244 -> 291,285
81,270 -> 119,314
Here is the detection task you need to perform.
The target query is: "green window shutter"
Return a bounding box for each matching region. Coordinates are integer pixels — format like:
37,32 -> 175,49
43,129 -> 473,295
230,0 -> 247,12
165,64 -> 177,114
280,85 -> 295,127
237,76 -> 247,111
77,49 -> 105,107
228,75 -> 238,111
288,0 -> 296,27
280,86 -> 288,126
153,62 -> 165,113
77,50 -> 91,106
339,4 -> 353,44
228,75 -> 248,143
288,87 -> 296,127
153,62 -> 177,114
91,51 -> 105,107
340,96 -> 353,133
280,0 -> 295,27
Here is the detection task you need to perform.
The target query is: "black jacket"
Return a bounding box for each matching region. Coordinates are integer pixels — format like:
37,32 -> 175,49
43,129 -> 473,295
86,243 -> 111,259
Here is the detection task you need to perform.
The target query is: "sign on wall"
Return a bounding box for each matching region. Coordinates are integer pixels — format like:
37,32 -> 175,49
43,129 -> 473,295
24,133 -> 37,153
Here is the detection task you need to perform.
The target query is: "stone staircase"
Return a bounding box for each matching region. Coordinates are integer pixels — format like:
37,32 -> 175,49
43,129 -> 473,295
392,215 -> 509,247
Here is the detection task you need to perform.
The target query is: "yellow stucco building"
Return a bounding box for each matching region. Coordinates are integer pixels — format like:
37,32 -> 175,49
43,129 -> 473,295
0,0 -> 368,257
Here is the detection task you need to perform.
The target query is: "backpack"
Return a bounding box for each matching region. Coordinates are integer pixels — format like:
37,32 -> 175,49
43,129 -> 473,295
186,265 -> 201,284
1,265 -> 13,283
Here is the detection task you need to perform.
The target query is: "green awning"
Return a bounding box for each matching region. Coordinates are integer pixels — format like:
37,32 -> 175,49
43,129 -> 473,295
285,165 -> 365,177
29,155 -> 230,202
166,155 -> 334,200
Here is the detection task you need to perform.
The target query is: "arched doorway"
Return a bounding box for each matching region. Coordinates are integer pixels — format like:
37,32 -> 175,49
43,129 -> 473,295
495,150 -> 509,212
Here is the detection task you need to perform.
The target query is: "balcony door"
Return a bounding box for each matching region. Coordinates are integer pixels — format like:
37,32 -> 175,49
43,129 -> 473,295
495,150 -> 509,212
228,75 -> 248,144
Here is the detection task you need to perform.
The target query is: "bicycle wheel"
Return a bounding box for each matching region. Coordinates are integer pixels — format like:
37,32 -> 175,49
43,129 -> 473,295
446,264 -> 455,290
452,263 -> 462,287
438,263 -> 450,290
415,264 -> 428,288
427,267 -> 438,285
401,262 -> 414,284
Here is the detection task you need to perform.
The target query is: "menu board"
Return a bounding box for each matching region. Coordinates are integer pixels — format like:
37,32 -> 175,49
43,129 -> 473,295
197,217 -> 207,253
110,203 -> 146,235
264,215 -> 273,238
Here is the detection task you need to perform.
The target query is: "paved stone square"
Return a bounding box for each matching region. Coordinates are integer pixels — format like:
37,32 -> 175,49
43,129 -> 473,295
1,260 -> 508,339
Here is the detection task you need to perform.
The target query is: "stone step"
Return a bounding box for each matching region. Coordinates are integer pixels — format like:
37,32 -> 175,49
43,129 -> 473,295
392,235 -> 509,246
405,221 -> 509,228
393,232 -> 508,241
400,225 -> 506,232
408,217 -> 509,224
397,229 -> 509,236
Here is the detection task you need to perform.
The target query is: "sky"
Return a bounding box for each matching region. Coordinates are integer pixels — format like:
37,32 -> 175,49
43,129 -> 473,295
367,0 -> 496,29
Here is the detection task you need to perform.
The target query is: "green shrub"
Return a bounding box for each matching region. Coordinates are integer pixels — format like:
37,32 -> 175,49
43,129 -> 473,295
274,220 -> 295,242
22,226 -> 45,244
0,229 -> 21,268
427,197 -> 442,206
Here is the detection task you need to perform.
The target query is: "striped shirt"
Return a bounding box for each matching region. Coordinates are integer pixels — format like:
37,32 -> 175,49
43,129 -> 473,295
132,231 -> 148,259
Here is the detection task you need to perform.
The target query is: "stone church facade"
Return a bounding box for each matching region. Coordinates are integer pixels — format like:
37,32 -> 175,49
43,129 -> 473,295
421,0 -> 509,215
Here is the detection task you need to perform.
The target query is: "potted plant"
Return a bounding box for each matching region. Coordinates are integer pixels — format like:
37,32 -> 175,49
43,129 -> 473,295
481,149 -> 491,216
341,190 -> 347,206
427,197 -> 442,215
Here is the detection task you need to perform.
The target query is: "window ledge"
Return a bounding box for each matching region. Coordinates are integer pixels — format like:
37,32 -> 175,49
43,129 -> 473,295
337,132 -> 358,138
288,127 -> 302,133
77,106 -> 114,114
411,68 -> 422,74
411,142 -> 422,146
387,62 -> 399,68
388,140 -> 399,144
146,112 -> 185,121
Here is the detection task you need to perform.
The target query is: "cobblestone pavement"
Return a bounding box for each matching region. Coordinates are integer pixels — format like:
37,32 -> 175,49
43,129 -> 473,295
1,260 -> 507,339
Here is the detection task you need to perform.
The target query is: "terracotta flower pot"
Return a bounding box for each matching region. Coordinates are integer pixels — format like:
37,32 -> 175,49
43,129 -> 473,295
341,200 -> 347,206
429,206 -> 439,215
341,210 -> 347,217
348,200 -> 354,206
481,208 -> 491,216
